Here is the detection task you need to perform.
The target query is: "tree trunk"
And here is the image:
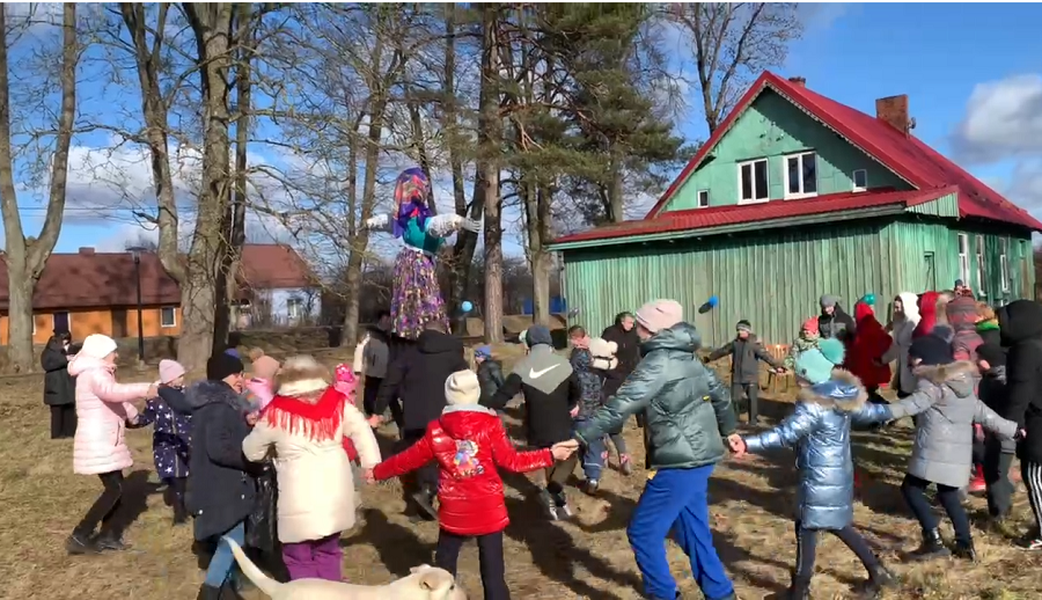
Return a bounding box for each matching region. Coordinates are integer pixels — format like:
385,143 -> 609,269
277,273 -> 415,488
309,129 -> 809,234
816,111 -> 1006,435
526,185 -> 553,327
0,4 -> 77,372
183,3 -> 235,367
339,133 -> 362,346
478,5 -> 503,342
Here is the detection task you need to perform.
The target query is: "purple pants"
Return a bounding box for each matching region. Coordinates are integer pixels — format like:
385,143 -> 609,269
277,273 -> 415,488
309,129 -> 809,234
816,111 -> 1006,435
281,533 -> 342,581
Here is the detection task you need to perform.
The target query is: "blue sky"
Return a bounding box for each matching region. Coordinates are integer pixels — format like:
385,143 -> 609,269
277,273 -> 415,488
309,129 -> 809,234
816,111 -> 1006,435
10,4 -> 1042,256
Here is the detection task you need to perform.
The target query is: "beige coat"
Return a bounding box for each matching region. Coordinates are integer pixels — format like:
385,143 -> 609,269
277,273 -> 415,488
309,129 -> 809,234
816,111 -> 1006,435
242,400 -> 381,544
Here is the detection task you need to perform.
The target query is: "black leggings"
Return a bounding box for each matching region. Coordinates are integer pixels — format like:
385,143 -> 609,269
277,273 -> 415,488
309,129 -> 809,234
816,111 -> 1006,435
901,473 -> 972,544
75,471 -> 124,537
49,405 -> 77,439
794,521 -> 880,581
436,529 -> 509,600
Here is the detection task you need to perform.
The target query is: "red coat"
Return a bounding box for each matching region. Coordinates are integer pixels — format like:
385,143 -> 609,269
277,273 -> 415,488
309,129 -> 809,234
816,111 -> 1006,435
372,405 -> 554,536
847,301 -> 892,388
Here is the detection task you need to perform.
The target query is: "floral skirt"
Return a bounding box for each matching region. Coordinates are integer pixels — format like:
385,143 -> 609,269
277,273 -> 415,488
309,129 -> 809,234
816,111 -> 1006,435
391,248 -> 449,341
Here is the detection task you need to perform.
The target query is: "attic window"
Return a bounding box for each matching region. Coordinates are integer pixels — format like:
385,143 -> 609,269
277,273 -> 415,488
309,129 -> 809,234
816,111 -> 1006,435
784,152 -> 817,199
852,169 -> 868,192
738,159 -> 769,204
697,189 -> 710,208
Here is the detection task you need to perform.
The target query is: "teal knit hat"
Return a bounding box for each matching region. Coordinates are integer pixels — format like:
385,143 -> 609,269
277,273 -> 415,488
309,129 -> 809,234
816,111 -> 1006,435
794,338 -> 846,385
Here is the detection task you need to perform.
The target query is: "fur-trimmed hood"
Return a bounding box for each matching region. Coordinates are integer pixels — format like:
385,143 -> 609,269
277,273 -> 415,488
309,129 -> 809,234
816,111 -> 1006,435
913,360 -> 978,398
275,355 -> 330,400
796,368 -> 868,412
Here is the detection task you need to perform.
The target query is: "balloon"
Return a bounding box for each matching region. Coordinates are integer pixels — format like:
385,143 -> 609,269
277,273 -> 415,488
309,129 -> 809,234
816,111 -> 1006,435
461,300 -> 474,313
698,295 -> 719,314
567,307 -> 581,318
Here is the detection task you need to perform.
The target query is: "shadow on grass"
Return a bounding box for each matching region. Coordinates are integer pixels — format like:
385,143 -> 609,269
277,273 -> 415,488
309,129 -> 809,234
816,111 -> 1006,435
345,508 -> 435,577
114,469 -> 161,537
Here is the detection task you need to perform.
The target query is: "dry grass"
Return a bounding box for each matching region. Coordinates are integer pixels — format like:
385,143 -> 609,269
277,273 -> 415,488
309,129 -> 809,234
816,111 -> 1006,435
3,357 -> 1041,600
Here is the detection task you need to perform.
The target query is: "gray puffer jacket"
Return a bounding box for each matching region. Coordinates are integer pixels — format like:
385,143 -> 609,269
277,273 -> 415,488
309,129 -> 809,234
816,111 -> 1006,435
889,361 -> 1018,488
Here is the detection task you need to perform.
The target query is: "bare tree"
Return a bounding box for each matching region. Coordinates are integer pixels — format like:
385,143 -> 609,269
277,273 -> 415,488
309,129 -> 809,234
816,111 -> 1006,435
477,5 -> 504,342
0,4 -> 78,371
669,3 -> 803,134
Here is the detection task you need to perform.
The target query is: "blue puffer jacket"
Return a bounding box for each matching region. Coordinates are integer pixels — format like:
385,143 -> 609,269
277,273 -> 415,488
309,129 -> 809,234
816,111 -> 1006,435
744,370 -> 890,530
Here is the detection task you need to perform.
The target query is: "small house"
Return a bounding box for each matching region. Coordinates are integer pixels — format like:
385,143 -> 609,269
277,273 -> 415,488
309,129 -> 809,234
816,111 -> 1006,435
549,72 -> 1040,347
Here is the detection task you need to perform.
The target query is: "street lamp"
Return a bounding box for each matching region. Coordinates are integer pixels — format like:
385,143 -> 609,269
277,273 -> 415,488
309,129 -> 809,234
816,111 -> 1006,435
128,247 -> 147,363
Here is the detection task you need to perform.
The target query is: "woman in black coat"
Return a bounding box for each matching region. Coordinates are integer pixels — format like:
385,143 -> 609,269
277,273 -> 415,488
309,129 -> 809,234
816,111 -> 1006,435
41,332 -> 76,439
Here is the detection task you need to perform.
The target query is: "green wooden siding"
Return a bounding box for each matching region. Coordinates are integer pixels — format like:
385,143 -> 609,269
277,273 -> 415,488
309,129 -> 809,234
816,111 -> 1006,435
663,90 -> 912,212
945,226 -> 1035,303
561,218 -> 1034,347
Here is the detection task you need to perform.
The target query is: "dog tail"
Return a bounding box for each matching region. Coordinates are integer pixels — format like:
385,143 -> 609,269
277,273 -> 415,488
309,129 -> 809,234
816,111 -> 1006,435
223,536 -> 281,597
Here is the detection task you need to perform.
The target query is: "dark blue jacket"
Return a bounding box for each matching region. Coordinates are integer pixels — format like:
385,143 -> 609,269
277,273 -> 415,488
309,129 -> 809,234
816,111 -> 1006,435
133,386 -> 192,479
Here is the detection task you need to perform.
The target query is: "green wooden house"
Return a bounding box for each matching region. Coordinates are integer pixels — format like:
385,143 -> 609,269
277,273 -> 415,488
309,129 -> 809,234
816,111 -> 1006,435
549,72 -> 1041,347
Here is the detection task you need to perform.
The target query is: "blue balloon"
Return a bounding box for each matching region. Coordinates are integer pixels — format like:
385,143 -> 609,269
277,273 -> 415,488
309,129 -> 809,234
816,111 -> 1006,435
708,295 -> 719,308
461,300 -> 474,313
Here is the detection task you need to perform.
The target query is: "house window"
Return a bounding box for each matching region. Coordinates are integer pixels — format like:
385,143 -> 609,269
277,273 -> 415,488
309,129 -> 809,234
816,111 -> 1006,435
852,169 -> 868,192
784,151 -> 818,199
160,307 -> 177,328
957,234 -> 970,287
696,189 -> 710,208
738,159 -> 769,204
1000,237 -> 1010,292
975,235 -> 986,297
53,311 -> 70,334
287,297 -> 304,320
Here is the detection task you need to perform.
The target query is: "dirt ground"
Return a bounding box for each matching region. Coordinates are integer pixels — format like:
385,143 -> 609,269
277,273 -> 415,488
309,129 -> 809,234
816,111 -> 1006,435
2,358 -> 1041,600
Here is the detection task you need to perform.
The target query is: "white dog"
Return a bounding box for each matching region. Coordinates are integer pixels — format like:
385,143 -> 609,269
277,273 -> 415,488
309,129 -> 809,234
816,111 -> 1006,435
225,537 -> 467,600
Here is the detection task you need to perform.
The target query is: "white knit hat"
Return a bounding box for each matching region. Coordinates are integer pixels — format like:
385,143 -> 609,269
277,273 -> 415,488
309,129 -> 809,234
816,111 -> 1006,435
444,370 -> 480,406
79,334 -> 118,359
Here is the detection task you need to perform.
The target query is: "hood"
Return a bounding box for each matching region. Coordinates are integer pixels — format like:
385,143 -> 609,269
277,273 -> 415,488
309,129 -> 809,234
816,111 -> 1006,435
997,299 -> 1042,346
68,354 -> 114,377
913,361 -> 978,398
796,368 -> 867,412
185,379 -> 250,412
439,404 -> 500,445
854,301 -> 874,323
515,344 -> 573,395
945,296 -> 979,333
417,329 -> 464,355
896,292 -> 921,326
641,322 -> 701,355
918,291 -> 939,321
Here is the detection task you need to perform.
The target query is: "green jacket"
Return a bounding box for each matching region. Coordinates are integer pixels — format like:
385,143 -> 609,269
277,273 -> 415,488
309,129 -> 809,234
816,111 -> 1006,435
575,322 -> 737,470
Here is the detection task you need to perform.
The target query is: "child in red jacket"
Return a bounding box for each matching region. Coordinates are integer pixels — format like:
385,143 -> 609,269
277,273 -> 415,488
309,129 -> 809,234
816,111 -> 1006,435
367,369 -> 578,600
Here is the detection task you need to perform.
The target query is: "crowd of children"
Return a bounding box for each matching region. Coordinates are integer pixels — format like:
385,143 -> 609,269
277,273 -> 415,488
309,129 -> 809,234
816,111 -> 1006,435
57,286 -> 1042,599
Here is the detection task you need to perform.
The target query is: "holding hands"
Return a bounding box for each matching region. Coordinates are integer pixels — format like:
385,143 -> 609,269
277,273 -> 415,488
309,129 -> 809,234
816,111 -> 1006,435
727,433 -> 747,458
367,414 -> 384,429
364,468 -> 376,485
460,218 -> 481,233
551,439 -> 580,461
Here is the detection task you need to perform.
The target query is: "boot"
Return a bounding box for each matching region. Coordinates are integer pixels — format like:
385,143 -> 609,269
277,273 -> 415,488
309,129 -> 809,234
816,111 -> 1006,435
195,585 -> 221,600
906,528 -> 949,561
787,575 -> 811,599
538,489 -> 560,521
857,564 -> 898,599
584,478 -> 600,496
952,539 -> 977,562
66,530 -> 98,555
967,465 -> 986,494
94,531 -> 132,552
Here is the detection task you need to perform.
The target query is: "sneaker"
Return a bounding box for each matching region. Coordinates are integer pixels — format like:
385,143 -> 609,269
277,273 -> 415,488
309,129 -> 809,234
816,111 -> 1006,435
552,491 -> 574,519
585,479 -> 600,496
952,540 -> 977,562
538,490 -> 560,521
967,466 -> 986,494
1018,534 -> 1042,550
857,565 -> 897,599
619,454 -> 633,476
66,532 -> 98,555
94,534 -> 132,552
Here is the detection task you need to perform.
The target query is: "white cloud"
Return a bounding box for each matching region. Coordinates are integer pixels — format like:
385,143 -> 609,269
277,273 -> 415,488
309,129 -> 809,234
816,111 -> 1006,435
952,74 -> 1042,164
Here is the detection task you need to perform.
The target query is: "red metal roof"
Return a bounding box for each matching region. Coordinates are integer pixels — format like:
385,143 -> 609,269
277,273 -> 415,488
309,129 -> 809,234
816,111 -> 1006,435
554,187 -> 952,245
555,71 -> 1042,246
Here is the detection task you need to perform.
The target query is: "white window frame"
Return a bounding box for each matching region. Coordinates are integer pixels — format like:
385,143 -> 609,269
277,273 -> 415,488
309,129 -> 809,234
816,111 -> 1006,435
957,234 -> 971,288
975,235 -> 986,297
287,297 -> 304,320
852,169 -> 868,192
160,306 -> 177,328
1000,237 -> 1010,293
782,151 -> 819,200
52,311 -> 71,333
696,189 -> 710,208
737,158 -> 770,205
31,316 -> 36,336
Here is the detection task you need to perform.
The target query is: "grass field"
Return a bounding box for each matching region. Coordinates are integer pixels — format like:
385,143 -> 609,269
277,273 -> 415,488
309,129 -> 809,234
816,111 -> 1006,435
1,355 -> 1041,599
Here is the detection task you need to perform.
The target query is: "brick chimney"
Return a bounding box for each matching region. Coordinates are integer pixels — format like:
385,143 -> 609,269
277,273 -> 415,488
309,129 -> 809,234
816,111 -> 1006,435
78,247 -> 95,256
788,76 -> 806,87
876,94 -> 911,135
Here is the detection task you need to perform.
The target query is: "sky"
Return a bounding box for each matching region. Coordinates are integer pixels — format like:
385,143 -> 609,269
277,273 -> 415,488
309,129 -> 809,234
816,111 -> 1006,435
6,3 -> 1042,260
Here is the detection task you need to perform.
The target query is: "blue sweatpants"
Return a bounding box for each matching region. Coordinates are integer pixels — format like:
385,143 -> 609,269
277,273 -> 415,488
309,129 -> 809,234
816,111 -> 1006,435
204,521 -> 245,588
574,417 -> 606,480
626,465 -> 734,600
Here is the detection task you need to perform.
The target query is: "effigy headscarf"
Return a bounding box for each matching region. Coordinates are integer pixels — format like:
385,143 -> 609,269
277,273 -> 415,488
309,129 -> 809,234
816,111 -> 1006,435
393,167 -> 432,238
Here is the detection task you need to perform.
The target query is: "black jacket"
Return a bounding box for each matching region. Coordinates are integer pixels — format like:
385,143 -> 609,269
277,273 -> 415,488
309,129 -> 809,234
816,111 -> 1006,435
485,345 -> 582,448
997,300 -> 1042,463
375,329 -> 469,433
184,380 -> 260,541
707,334 -> 781,384
601,316 -> 640,398
477,359 -> 505,407
819,305 -> 857,345
41,343 -> 75,406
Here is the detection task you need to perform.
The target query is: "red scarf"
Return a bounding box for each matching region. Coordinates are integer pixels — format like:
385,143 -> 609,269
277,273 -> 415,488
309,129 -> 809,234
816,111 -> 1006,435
264,386 -> 345,441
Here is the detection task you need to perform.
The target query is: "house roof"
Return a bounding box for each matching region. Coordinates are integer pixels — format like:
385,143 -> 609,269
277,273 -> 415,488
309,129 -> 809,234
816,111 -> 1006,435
555,71 -> 1042,246
0,243 -> 315,312
551,187 -> 955,246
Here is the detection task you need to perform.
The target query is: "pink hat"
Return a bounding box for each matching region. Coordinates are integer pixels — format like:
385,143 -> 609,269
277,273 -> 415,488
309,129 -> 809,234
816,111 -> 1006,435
802,317 -> 819,335
635,299 -> 683,334
159,359 -> 186,384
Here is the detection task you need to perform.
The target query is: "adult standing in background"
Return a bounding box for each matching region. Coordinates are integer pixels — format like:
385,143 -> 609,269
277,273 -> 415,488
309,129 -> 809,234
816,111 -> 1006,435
602,312 -> 642,434
42,331 -> 77,439
817,295 -> 856,345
